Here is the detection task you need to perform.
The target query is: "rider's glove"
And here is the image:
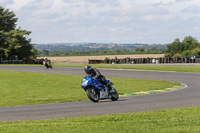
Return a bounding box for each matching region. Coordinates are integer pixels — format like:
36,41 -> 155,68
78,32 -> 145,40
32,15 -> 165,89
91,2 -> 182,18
91,77 -> 96,80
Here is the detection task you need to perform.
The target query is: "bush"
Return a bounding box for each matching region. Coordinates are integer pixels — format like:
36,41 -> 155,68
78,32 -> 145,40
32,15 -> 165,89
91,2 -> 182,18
173,53 -> 181,57
164,53 -> 172,57
192,48 -> 200,58
181,48 -> 200,58
181,50 -> 193,57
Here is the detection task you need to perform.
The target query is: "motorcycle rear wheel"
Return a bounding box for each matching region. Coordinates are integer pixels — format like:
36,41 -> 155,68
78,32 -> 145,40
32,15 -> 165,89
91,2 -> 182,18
86,87 -> 99,102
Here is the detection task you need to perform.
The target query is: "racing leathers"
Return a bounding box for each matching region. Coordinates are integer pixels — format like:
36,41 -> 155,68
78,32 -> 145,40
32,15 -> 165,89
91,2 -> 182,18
84,68 -> 112,90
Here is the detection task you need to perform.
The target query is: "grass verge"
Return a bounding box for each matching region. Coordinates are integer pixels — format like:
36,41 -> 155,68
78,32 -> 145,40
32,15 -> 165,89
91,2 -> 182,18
0,70 -> 180,107
0,106 -> 200,133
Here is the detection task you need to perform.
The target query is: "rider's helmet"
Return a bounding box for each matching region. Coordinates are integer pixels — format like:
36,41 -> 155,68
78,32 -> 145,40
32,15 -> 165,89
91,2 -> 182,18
84,65 -> 92,74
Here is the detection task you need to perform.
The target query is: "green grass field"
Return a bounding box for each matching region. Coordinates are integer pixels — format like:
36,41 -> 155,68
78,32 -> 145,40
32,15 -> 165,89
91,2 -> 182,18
0,67 -> 196,133
0,70 -> 180,107
0,106 -> 200,133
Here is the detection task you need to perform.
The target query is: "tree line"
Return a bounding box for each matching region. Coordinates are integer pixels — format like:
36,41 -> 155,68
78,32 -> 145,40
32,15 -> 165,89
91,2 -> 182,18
37,37 -> 200,58
37,47 -> 163,57
165,36 -> 200,58
36,43 -> 166,56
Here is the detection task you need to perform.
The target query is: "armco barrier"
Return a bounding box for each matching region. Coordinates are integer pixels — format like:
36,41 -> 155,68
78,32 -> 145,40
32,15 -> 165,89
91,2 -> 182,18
88,60 -> 103,64
0,60 -> 22,64
89,57 -> 200,64
0,59 -> 44,64
196,58 -> 200,63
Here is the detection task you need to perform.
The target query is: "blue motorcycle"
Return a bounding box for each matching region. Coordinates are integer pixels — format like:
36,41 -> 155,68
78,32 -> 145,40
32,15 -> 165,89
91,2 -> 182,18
81,76 -> 119,102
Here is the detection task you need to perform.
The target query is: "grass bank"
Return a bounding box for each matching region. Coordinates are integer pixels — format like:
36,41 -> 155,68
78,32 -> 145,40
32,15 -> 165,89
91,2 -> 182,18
0,70 -> 180,107
0,106 -> 200,132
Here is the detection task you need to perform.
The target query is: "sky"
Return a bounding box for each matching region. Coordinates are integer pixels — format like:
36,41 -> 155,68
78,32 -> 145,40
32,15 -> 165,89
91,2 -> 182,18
0,0 -> 200,44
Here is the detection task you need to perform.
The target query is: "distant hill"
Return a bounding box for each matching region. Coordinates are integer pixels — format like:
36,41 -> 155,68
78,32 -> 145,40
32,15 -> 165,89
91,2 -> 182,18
35,43 -> 167,56
35,43 -> 150,51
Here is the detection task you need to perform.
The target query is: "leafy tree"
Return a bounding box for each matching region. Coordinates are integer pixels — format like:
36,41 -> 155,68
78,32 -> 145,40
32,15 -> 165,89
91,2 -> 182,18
42,50 -> 49,55
192,48 -> 200,57
173,53 -> 181,57
0,6 -> 37,60
135,47 -> 145,52
164,53 -> 171,57
181,50 -> 193,57
150,47 -> 157,51
31,48 -> 38,58
182,36 -> 200,51
0,7 -> 17,31
165,36 -> 200,57
165,38 -> 182,56
181,48 -> 200,58
116,49 -> 121,54
103,50 -> 108,54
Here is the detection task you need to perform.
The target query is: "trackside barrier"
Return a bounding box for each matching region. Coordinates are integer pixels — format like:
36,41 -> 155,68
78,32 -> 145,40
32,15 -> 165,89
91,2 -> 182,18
89,57 -> 200,64
196,58 -> 200,63
88,60 -> 103,64
0,60 -> 22,64
0,59 -> 46,64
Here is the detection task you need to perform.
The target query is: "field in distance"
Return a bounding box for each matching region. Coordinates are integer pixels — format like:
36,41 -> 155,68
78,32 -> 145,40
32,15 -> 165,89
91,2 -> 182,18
38,54 -> 164,65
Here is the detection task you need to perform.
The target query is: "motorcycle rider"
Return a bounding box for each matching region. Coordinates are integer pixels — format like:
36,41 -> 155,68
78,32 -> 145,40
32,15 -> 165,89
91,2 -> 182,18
84,65 -> 112,91
43,57 -> 52,67
43,57 -> 48,65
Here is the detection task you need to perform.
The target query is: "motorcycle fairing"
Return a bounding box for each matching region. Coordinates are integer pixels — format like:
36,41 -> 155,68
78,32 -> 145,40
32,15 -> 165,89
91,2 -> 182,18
82,77 -> 110,91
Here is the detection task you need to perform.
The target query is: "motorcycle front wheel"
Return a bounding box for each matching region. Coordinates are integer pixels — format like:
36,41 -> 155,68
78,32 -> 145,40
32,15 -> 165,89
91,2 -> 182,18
110,88 -> 119,101
86,87 -> 99,102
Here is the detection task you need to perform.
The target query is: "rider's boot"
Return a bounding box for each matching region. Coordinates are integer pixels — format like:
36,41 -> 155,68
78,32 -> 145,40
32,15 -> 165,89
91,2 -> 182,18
107,84 -> 112,91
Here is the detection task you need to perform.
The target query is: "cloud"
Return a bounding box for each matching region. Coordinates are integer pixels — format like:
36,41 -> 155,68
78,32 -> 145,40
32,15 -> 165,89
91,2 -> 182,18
3,0 -> 32,11
1,0 -> 200,44
176,0 -> 192,2
125,7 -> 169,16
182,5 -> 200,13
137,0 -> 175,6
0,0 -> 14,6
22,0 -> 53,10
0,0 -> 14,7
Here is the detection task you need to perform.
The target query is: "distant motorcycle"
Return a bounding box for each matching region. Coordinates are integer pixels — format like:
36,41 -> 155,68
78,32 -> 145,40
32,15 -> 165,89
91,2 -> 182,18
81,76 -> 119,102
44,60 -> 52,69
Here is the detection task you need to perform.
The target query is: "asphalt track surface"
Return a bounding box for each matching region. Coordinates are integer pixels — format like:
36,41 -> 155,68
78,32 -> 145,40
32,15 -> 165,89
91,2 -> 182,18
0,66 -> 200,122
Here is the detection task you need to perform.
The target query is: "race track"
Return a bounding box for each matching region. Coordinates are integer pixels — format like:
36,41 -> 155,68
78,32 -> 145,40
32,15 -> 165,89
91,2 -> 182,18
0,66 -> 200,122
